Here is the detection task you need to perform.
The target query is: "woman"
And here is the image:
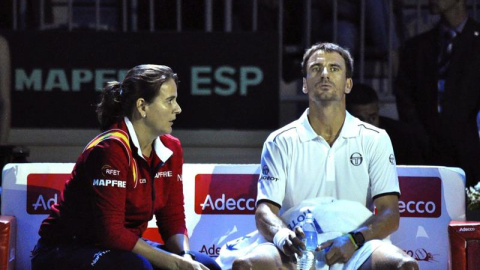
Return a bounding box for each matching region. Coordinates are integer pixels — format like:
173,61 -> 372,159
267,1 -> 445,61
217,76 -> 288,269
31,65 -> 220,270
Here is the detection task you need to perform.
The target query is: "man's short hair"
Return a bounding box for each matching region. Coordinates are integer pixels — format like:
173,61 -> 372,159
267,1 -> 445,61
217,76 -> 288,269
301,42 -> 354,78
345,83 -> 379,111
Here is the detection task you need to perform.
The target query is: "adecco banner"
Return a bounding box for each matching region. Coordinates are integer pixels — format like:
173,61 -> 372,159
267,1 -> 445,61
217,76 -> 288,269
27,173 -> 69,214
194,174 -> 258,215
181,164 -> 260,258
398,176 -> 441,218
391,166 -> 466,270
1,31 -> 279,129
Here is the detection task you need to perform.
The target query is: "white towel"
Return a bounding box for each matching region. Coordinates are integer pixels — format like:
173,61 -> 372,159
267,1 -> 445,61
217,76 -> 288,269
216,197 -> 391,270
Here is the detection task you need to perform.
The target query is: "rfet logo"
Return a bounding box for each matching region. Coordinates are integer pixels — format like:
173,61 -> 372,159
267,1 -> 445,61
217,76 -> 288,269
398,176 -> 441,218
195,174 -> 258,214
27,173 -> 69,214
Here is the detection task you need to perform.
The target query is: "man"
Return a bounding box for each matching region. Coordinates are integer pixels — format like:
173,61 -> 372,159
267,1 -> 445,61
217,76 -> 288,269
395,0 -> 480,187
232,43 -> 418,269
0,35 -> 10,143
346,83 -> 424,165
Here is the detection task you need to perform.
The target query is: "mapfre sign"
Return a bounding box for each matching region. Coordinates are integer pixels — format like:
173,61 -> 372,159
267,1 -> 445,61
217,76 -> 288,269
3,31 -> 279,130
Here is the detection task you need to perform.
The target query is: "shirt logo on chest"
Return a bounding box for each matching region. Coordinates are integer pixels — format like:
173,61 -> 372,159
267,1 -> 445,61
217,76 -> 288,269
92,179 -> 126,188
155,171 -> 173,178
389,154 -> 396,165
350,152 -> 363,166
101,164 -> 121,177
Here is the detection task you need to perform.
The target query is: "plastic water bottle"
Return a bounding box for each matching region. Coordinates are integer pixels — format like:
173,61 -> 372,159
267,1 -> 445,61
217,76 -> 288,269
297,213 -> 317,270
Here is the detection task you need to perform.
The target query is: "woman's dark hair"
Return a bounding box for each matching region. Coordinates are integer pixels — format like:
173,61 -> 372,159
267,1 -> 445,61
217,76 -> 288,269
301,42 -> 354,78
96,64 -> 178,131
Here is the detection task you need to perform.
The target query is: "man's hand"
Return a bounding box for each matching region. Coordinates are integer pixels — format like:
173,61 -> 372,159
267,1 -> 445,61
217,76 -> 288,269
182,253 -> 195,261
273,227 -> 306,257
319,234 -> 357,266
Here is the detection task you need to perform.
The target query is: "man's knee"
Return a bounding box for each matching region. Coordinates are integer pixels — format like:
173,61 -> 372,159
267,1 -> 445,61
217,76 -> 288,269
231,245 -> 296,270
232,257 -> 253,270
397,256 -> 419,270
366,243 -> 419,270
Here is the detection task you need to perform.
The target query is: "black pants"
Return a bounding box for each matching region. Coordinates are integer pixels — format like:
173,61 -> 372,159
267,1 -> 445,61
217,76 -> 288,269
31,238 -> 221,270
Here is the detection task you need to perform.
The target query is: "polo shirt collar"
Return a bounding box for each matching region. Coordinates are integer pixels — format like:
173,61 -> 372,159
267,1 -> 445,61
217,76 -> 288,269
297,109 -> 359,142
340,112 -> 360,138
124,117 -> 173,162
297,109 -> 318,142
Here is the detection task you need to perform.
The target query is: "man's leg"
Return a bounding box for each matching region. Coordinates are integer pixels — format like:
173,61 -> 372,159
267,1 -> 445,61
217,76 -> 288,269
358,243 -> 419,270
232,243 -> 297,270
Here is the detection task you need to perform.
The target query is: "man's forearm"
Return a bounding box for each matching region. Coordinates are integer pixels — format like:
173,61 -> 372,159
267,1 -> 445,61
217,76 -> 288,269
255,203 -> 287,242
358,210 -> 398,241
356,195 -> 400,242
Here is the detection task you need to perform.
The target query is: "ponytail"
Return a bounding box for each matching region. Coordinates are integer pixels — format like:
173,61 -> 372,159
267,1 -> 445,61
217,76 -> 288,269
96,81 -> 124,131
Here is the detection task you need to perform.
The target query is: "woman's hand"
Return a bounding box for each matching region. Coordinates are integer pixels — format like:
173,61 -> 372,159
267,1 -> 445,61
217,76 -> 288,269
133,238 -> 207,270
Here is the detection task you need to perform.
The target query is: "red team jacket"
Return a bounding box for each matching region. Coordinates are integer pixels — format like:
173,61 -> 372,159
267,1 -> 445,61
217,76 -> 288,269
38,120 -> 187,251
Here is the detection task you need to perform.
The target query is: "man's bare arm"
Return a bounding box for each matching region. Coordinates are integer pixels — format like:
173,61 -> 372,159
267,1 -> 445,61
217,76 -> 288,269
322,194 -> 400,265
355,194 -> 400,241
255,201 -> 304,256
255,201 -> 283,242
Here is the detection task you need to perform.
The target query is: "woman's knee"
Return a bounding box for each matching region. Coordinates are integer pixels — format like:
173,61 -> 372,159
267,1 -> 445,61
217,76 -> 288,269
92,250 -> 154,270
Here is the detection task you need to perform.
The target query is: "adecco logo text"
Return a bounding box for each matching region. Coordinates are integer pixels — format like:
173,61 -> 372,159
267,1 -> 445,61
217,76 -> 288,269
398,176 -> 441,218
195,174 -> 258,215
27,174 -> 69,214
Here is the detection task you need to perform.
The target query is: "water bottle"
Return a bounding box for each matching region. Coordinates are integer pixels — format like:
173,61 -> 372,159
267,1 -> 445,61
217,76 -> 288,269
297,213 -> 317,270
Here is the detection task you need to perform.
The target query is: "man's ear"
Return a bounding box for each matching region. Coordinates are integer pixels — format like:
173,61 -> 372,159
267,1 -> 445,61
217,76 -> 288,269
302,78 -> 308,94
345,78 -> 353,94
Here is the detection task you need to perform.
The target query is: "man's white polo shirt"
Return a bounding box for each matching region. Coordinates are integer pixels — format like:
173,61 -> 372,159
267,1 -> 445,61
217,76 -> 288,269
257,109 -> 400,215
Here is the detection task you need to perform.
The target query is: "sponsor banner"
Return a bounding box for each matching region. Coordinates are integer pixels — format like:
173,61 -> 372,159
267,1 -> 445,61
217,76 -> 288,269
27,173 -> 69,214
391,166 -> 465,270
194,174 -> 258,215
1,31 -> 279,129
398,176 -> 441,218
198,243 -> 223,258
448,221 -> 480,270
182,164 -> 260,259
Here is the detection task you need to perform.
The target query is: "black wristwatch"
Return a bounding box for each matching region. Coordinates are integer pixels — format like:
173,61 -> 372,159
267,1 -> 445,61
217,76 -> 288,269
179,250 -> 196,260
349,231 -> 365,248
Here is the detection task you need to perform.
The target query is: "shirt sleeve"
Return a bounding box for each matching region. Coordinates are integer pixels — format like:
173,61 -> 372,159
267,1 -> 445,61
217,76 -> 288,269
256,137 -> 287,208
368,130 -> 401,199
85,142 -> 140,251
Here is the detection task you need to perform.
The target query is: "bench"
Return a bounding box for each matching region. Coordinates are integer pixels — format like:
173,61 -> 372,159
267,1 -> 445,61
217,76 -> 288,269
1,163 -> 466,269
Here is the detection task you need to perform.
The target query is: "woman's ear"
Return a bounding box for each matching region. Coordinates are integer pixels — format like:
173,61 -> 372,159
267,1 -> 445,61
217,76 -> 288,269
136,98 -> 147,118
